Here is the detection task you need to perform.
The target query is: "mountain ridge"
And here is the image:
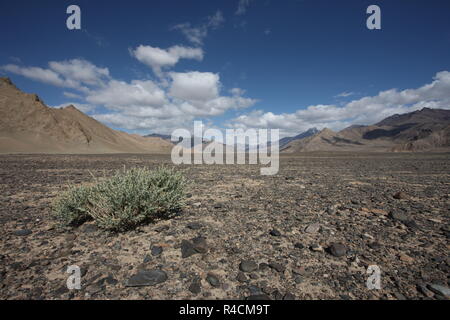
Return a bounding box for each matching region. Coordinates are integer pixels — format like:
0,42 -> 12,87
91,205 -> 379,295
0,78 -> 173,154
282,108 -> 450,153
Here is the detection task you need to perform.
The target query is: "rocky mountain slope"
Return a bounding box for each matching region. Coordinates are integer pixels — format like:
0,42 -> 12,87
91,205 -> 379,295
282,108 -> 450,153
0,78 -> 173,154
279,128 -> 319,149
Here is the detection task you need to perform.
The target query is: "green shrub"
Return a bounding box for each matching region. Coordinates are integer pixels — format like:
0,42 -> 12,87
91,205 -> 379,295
52,166 -> 187,232
52,184 -> 93,227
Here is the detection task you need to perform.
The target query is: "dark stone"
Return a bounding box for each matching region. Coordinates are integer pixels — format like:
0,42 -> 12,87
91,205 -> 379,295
187,222 -> 202,230
427,284 -> 450,297
259,263 -> 270,270
272,290 -> 284,300
189,278 -> 202,294
54,285 -> 69,295
270,229 -> 281,237
283,292 -> 296,300
239,260 -> 258,273
236,272 -> 247,283
101,275 -> 119,285
143,254 -> 151,263
404,220 -> 419,229
86,282 -> 104,295
269,262 -> 285,273
416,283 -> 434,297
13,229 -> 32,236
393,192 -> 408,199
368,242 -> 381,250
181,240 -> 197,258
294,243 -> 304,249
247,285 -> 262,295
192,236 -> 208,253
328,243 -> 347,257
125,269 -> 168,287
206,273 -> 220,288
294,276 -> 303,284
151,246 -> 163,256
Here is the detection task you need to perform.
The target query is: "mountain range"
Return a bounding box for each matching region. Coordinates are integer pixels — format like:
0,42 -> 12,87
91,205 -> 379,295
281,108 -> 450,153
1,77 -> 449,154
0,78 -> 173,154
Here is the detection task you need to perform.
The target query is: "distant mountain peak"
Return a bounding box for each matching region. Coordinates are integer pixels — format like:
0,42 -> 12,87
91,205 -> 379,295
319,128 -> 335,135
0,77 -> 17,90
0,77 -> 13,85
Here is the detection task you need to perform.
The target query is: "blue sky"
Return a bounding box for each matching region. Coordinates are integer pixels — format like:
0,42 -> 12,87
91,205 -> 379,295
1,0 -> 450,137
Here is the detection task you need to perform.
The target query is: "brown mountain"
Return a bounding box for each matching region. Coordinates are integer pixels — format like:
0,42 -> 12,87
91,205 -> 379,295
282,108 -> 450,153
0,77 -> 173,154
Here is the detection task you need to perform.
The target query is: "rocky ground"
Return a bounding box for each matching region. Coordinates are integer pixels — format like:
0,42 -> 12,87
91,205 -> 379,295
0,153 -> 449,300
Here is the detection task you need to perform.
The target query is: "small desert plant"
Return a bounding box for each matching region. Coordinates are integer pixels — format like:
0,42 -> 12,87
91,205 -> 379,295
53,166 -> 187,231
52,184 -> 93,227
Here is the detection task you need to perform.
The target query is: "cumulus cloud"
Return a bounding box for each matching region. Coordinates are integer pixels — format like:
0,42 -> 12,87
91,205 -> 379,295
169,71 -> 220,102
131,45 -> 203,76
1,59 -> 109,92
1,64 -> 74,88
86,80 -> 167,108
92,112 -> 195,134
230,71 -> 450,137
2,57 -> 257,134
67,68 -> 256,132
48,59 -> 109,86
89,71 -> 256,130
172,10 -> 225,45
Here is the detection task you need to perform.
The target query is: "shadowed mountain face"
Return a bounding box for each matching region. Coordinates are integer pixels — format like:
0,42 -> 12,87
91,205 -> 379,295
0,78 -> 174,154
279,128 -> 319,149
282,108 -> 450,153
145,133 -> 172,141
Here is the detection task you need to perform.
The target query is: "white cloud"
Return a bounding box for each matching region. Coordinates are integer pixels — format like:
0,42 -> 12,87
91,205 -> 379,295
86,79 -> 167,108
230,88 -> 246,96
2,57 -> 257,134
230,71 -> 450,137
1,64 -> 73,88
169,71 -> 220,102
92,112 -> 195,134
172,10 -> 225,45
63,91 -> 83,99
236,0 -> 253,15
48,59 -> 109,86
88,71 -> 256,131
335,91 -> 354,98
1,59 -> 109,91
131,45 -> 203,76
